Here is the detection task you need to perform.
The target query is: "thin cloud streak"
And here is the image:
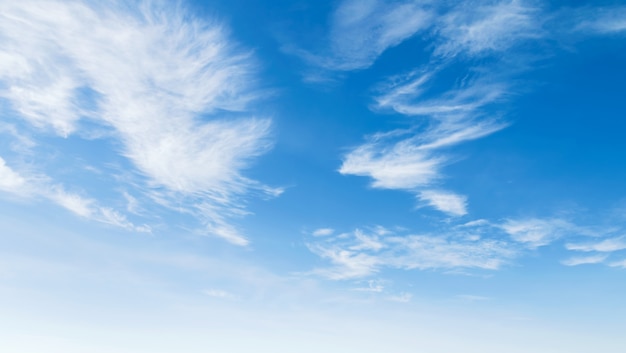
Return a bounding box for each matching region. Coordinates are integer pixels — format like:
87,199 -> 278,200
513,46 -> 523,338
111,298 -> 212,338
572,6 -> 626,34
561,254 -> 608,267
0,156 -> 149,232
290,0 -> 433,71
307,226 -> 517,280
565,237 -> 626,253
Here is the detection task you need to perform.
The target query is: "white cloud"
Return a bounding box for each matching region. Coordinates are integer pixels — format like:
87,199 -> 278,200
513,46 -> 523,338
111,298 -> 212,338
0,0 -> 275,244
0,157 -> 26,191
312,228 -> 335,237
340,34 -> 508,217
307,244 -> 381,280
351,229 -> 385,251
340,134 -> 443,190
295,0 -> 433,71
435,0 -> 542,57
566,237 -> 626,253
419,190 -> 467,216
561,254 -> 608,266
307,227 -> 516,280
48,186 -> 95,218
0,157 -> 149,232
339,119 -> 504,215
294,0 -> 544,71
375,69 -> 508,118
459,219 -> 490,228
500,218 -> 572,248
353,279 -> 384,293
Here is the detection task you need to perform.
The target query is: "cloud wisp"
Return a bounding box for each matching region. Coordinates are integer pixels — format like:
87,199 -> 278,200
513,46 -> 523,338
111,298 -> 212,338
434,0 -> 542,58
565,237 -> 626,253
306,215 -> 626,279
0,156 -> 149,232
0,0 -> 277,244
561,254 -> 608,267
570,6 -> 626,35
500,218 -> 574,249
306,226 -> 517,280
288,0 -> 433,72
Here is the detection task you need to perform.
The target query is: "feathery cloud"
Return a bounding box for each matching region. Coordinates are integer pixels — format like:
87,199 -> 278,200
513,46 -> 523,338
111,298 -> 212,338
0,0 -> 275,244
0,157 -> 26,191
565,237 -> 626,253
307,226 -> 516,280
500,218 -> 572,249
418,190 -> 467,216
312,228 -> 335,237
434,0 -> 542,57
292,0 -> 433,71
561,254 -> 608,266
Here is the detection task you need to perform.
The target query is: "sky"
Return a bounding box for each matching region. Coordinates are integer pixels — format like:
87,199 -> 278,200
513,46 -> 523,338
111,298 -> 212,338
1,0 -> 626,351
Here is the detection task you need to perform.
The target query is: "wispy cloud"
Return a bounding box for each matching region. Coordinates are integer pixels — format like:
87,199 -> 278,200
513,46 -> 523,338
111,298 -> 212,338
571,6 -> 626,34
312,228 -> 335,237
500,218 -> 573,249
434,0 -> 542,57
306,215 -> 622,279
289,0 -> 433,71
388,292 -> 412,303
561,254 -> 608,267
0,156 -> 149,232
353,279 -> 385,293
418,190 -> 467,216
339,132 -> 444,190
339,119 -> 505,215
608,259 -> 626,269
374,69 -> 509,118
307,227 -> 516,280
335,2 -> 536,216
0,157 -> 27,191
566,237 -> 626,253
0,0 -> 276,244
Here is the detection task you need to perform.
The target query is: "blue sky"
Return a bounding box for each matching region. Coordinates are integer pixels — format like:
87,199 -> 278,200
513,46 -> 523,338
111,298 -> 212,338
1,0 -> 626,351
